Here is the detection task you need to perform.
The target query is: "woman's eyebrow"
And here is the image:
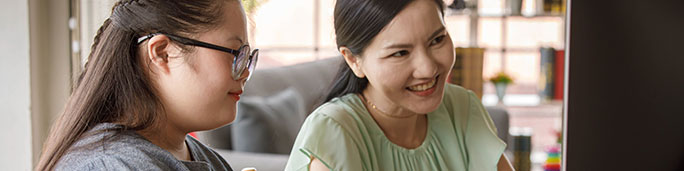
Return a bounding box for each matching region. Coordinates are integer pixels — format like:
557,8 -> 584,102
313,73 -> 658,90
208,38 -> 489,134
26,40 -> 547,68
427,26 -> 446,41
383,26 -> 447,49
384,43 -> 413,49
227,35 -> 244,45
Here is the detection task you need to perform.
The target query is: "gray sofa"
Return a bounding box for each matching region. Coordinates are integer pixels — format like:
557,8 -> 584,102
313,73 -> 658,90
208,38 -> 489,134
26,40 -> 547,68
198,57 -> 510,171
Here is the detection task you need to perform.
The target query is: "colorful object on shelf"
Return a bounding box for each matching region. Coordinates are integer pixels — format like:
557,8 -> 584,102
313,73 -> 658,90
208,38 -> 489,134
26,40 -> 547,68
543,145 -> 562,171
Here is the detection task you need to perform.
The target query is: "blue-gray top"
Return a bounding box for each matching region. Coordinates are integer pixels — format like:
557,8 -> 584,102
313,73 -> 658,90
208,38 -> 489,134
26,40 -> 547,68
55,123 -> 232,171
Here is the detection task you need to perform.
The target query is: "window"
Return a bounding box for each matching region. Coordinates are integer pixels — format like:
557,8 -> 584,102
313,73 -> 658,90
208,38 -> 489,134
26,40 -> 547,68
249,0 -> 565,102
442,2 -> 564,105
247,0 -> 338,68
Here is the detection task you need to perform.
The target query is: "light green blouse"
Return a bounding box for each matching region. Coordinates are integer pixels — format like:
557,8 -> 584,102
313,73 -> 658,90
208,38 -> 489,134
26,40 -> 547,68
285,84 -> 506,171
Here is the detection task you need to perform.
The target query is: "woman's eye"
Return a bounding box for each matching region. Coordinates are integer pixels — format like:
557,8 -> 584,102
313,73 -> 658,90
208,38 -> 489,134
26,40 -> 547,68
430,35 -> 446,46
389,50 -> 409,57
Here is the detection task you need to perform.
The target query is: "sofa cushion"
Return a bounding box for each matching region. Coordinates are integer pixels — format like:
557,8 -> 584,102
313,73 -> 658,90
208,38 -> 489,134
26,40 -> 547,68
231,88 -> 308,154
485,106 -> 510,144
198,57 -> 343,151
242,57 -> 343,113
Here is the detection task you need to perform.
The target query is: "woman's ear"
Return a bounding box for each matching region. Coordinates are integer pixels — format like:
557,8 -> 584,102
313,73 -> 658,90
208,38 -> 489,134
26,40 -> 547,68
146,34 -> 173,74
339,47 -> 365,78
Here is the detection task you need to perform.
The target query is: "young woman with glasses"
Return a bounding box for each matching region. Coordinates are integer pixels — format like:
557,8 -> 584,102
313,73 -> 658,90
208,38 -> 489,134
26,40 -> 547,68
285,0 -> 513,170
36,0 -> 257,170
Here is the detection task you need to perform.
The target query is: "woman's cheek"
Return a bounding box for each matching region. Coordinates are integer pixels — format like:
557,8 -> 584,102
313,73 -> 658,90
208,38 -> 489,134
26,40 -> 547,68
384,65 -> 412,88
436,45 -> 455,69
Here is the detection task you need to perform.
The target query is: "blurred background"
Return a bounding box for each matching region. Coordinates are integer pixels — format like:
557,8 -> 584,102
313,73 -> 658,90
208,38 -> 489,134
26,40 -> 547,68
2,0 -> 568,170
6,0 -> 682,170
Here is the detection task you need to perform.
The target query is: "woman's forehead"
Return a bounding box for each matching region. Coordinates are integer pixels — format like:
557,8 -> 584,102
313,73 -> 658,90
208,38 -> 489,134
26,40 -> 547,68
218,1 -> 247,41
370,0 -> 445,49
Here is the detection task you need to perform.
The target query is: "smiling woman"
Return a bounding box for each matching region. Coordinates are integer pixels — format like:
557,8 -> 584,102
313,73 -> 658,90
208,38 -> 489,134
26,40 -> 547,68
284,0 -> 513,170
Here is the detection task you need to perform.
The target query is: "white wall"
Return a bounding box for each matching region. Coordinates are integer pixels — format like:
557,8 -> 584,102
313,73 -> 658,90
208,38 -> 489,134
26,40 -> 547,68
0,0 -> 33,170
0,0 -> 70,169
29,0 -> 71,167
80,0 -> 117,66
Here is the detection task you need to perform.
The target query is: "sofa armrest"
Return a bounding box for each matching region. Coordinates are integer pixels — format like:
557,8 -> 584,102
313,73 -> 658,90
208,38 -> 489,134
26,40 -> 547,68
485,106 -> 510,146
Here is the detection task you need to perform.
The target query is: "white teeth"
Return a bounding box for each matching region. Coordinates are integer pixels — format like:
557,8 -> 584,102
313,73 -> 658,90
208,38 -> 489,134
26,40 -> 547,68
408,79 -> 436,91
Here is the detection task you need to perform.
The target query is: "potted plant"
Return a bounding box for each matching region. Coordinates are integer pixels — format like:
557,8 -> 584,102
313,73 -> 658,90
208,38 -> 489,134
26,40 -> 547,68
489,72 -> 514,104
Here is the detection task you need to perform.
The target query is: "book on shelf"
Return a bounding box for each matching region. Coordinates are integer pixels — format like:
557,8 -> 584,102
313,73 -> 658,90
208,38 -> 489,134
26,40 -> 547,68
449,47 -> 484,99
539,47 -> 565,101
553,49 -> 565,100
541,0 -> 566,15
539,47 -> 556,101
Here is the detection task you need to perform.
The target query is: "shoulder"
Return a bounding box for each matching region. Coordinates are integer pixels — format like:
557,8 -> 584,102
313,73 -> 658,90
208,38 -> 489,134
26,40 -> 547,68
56,124 -> 178,170
443,83 -> 476,103
440,84 -> 479,116
436,84 -> 490,132
306,94 -> 364,131
186,135 -> 217,155
287,94 -> 367,171
294,93 -> 373,144
56,146 -> 170,170
185,135 -> 232,170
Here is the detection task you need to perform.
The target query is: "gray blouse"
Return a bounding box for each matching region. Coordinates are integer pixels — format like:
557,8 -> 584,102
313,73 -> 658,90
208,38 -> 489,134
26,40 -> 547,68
55,123 -> 232,171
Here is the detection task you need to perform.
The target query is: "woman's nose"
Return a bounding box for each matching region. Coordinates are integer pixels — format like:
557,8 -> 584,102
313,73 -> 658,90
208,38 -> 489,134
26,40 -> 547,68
235,68 -> 250,81
413,50 -> 438,79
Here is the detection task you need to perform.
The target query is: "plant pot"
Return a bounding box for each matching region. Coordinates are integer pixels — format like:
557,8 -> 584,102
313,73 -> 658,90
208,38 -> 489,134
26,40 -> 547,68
495,83 -> 508,104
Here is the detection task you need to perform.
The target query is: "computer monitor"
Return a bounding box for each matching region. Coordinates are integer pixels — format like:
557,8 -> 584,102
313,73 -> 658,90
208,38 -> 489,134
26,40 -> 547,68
564,0 -> 684,170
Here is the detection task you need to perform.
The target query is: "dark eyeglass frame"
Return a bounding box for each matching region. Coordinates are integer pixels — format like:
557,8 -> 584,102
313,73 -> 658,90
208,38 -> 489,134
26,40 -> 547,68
137,33 -> 259,80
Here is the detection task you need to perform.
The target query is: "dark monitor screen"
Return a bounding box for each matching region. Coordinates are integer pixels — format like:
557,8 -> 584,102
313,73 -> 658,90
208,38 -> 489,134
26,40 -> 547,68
565,0 -> 684,170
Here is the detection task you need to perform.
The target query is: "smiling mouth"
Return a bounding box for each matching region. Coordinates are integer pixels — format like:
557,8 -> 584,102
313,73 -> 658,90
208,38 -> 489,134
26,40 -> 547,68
406,76 -> 438,91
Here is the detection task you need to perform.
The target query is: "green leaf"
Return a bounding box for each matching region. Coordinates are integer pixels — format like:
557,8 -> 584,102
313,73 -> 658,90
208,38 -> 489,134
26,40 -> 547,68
489,72 -> 514,84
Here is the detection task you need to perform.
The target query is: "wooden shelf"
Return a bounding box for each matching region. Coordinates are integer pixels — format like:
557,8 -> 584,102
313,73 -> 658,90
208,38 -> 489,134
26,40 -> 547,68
446,9 -> 564,18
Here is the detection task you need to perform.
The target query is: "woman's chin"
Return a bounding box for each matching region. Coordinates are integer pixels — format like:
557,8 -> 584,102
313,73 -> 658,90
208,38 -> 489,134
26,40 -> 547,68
412,88 -> 446,114
200,111 -> 236,131
217,113 -> 237,127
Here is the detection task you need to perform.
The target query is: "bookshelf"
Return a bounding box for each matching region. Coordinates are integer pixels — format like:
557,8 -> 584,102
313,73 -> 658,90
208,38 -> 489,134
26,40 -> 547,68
444,1 -> 566,106
446,2 -> 567,170
446,9 -> 564,71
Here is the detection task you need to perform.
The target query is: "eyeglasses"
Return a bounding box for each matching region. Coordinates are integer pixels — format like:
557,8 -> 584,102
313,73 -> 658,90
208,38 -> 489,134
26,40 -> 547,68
137,33 -> 259,81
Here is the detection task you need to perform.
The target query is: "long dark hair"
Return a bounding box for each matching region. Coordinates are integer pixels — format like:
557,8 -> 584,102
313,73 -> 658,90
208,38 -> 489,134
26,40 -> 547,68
324,0 -> 446,102
36,0 -> 228,170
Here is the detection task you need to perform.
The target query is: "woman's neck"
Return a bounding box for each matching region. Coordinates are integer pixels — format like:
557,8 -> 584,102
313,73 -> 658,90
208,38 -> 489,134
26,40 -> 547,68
360,91 -> 428,149
136,122 -> 192,161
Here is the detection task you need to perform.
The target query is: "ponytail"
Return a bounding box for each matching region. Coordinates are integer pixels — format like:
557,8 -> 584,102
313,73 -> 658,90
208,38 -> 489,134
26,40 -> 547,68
324,61 -> 368,102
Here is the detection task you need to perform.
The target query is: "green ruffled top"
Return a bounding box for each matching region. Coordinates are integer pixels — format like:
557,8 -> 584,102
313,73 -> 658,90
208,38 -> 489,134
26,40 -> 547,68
285,84 -> 506,171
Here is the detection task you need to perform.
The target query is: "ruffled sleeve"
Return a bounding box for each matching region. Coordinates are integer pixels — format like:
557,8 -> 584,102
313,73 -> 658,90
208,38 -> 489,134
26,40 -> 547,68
285,109 -> 364,171
464,90 -> 507,171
